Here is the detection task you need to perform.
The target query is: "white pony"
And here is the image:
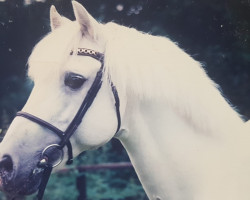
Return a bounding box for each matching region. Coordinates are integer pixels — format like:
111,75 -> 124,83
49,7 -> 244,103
0,1 -> 250,200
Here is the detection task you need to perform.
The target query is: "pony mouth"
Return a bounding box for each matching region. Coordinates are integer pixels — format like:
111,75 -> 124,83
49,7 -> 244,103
16,182 -> 40,196
1,178 -> 41,196
0,167 -> 43,196
17,169 -> 43,195
0,169 -> 15,190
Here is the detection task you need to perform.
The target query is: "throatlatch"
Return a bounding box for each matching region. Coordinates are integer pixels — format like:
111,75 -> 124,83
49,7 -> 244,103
16,48 -> 121,200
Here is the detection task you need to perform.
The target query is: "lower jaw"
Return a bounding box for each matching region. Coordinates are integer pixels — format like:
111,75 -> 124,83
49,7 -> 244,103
1,181 -> 40,197
4,187 -> 38,197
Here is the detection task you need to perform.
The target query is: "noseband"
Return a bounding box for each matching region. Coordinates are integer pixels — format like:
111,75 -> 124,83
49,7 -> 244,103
16,48 -> 121,200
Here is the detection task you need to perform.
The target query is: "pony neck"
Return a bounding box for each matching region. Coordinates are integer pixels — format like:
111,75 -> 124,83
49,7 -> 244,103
119,101 -> 191,200
118,97 -> 250,200
103,22 -> 250,199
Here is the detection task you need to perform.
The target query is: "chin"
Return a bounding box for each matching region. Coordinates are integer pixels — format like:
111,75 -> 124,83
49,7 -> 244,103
0,171 -> 42,197
3,181 -> 40,197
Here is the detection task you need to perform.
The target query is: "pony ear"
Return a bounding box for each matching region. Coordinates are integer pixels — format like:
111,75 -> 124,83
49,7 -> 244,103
72,1 -> 99,37
50,5 -> 62,30
50,5 -> 71,31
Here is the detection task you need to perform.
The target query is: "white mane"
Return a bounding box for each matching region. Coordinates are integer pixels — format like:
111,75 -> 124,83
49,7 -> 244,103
102,22 -> 243,134
27,17 -> 244,138
27,22 -> 79,81
100,22 -> 250,200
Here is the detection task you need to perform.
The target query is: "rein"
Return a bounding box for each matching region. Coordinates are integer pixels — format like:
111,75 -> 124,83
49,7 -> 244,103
16,48 -> 121,200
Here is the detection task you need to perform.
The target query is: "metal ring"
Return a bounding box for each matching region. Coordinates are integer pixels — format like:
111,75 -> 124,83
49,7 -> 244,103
41,144 -> 64,168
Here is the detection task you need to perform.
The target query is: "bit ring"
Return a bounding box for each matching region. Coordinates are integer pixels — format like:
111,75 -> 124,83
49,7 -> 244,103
41,144 -> 64,168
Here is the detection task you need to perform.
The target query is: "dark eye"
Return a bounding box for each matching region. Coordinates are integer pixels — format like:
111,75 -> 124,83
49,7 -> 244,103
64,72 -> 86,90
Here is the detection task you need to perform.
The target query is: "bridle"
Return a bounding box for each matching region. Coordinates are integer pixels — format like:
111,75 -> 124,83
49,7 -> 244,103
15,48 -> 121,200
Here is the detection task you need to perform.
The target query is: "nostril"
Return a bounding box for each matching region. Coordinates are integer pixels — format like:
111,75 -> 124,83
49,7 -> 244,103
0,155 -> 13,172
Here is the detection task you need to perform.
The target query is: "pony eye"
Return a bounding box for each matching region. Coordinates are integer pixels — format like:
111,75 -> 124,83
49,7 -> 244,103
64,72 -> 86,90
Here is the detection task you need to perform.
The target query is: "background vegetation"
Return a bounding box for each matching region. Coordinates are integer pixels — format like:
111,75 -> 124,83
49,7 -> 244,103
0,0 -> 250,199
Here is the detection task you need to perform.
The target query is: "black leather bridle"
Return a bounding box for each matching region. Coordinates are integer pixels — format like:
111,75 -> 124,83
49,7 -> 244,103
16,48 -> 121,200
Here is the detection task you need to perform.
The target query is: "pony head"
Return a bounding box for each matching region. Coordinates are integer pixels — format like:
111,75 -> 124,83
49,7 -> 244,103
0,1 -> 125,196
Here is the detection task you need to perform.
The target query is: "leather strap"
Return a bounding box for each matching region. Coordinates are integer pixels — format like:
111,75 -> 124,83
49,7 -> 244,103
36,164 -> 53,200
15,48 -> 121,200
58,64 -> 104,149
16,111 -> 74,165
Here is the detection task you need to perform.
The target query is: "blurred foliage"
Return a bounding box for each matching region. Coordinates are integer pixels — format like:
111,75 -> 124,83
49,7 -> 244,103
0,0 -> 250,199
